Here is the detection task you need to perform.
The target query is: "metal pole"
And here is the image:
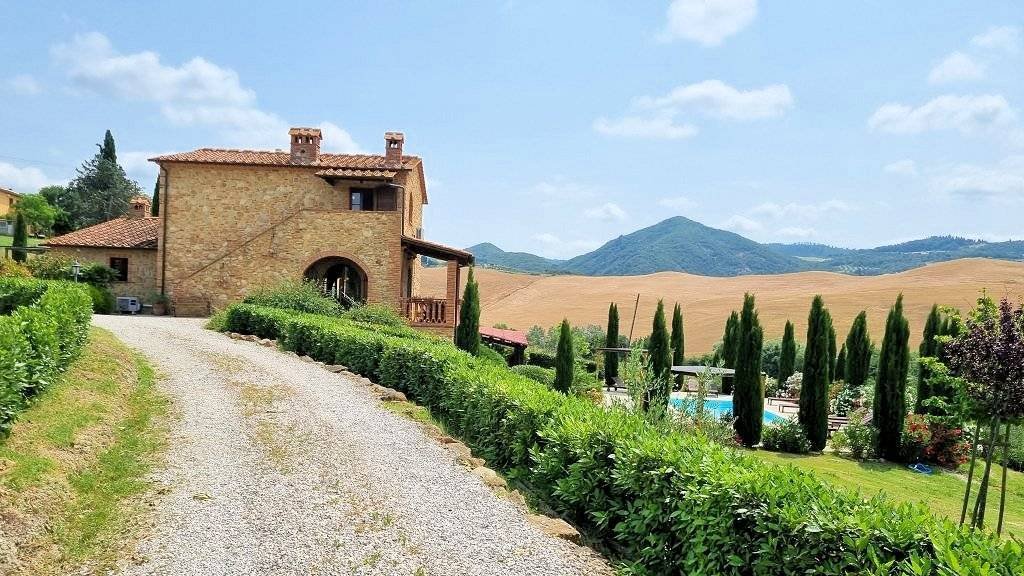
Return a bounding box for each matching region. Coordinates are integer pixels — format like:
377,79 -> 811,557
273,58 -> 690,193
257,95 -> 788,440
628,293 -> 640,343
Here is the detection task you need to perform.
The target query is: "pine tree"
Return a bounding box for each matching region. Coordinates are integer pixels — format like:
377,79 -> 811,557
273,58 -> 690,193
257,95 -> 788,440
455,267 -> 481,355
778,320 -> 797,388
670,303 -> 685,390
845,311 -> 872,389
733,293 -> 764,447
721,310 -> 740,394
11,212 -> 28,263
875,295 -> 910,460
554,319 -> 574,393
916,304 -> 942,413
151,179 -> 160,217
647,300 -> 672,410
834,343 -> 847,382
52,130 -> 141,230
604,303 -> 619,388
800,295 -> 832,451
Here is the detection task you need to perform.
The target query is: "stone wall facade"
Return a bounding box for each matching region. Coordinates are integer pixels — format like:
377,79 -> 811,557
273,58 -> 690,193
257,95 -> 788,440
47,246 -> 158,300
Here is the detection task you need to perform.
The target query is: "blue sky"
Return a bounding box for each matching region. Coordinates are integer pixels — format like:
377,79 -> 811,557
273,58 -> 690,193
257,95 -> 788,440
2,1 -> 1022,257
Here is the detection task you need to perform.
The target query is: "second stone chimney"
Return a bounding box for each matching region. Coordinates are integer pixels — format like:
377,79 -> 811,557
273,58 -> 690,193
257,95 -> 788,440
384,132 -> 404,166
289,127 -> 322,164
128,195 -> 152,219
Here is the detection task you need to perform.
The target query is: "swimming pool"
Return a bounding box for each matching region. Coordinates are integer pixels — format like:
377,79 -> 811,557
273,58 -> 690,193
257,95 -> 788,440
670,397 -> 785,424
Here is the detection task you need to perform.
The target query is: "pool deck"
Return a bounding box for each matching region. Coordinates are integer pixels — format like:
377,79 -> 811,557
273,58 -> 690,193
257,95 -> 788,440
604,390 -> 788,420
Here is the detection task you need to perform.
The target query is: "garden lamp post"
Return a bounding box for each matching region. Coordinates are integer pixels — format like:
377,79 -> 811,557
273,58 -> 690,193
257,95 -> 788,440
72,260 -> 81,282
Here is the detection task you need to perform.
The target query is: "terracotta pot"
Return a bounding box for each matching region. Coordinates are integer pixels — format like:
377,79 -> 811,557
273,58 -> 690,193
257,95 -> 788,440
152,301 -> 167,316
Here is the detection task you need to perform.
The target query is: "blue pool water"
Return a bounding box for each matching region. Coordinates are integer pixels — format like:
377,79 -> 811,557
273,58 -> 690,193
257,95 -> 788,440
670,397 -> 785,424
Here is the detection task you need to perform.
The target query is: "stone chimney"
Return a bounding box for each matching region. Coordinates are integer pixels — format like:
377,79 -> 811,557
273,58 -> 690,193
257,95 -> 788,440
384,132 -> 404,166
289,127 -> 322,164
128,195 -> 152,219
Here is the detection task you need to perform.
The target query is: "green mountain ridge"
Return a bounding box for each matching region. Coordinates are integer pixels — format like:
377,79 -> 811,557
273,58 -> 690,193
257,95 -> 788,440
463,219 -> 1024,277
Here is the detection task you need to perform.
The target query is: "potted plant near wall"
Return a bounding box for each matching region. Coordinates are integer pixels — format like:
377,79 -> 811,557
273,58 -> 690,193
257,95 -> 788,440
151,292 -> 170,316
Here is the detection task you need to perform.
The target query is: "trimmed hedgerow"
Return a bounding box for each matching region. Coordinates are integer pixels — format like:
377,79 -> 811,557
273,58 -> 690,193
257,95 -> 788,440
0,278 -> 92,436
511,364 -> 556,387
220,303 -> 1024,575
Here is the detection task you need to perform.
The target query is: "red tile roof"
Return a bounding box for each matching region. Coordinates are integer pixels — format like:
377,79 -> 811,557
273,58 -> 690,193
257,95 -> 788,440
314,168 -> 398,179
150,149 -> 420,170
44,217 -> 159,249
479,326 -> 529,348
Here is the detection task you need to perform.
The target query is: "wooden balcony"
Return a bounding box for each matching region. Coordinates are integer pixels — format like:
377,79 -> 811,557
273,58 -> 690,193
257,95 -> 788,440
401,297 -> 449,326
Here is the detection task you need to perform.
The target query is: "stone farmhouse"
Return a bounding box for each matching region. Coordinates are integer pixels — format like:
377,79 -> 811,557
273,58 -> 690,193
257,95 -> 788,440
45,129 -> 473,338
0,186 -> 20,235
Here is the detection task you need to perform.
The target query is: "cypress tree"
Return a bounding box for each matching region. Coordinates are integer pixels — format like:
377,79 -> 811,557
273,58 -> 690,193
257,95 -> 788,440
800,295 -> 832,451
721,310 -> 740,394
834,343 -> 847,382
647,300 -> 672,410
604,303 -> 619,388
455,267 -> 480,355
778,320 -> 797,388
12,211 -> 28,263
151,179 -> 160,217
554,319 -> 574,394
875,295 -> 910,460
828,325 -> 837,383
845,311 -> 872,389
733,293 -> 764,447
670,303 -> 684,389
916,304 -> 942,413
100,129 -> 117,163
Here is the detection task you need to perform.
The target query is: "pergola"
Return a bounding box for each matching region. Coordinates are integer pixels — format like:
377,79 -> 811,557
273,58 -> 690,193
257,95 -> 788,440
479,326 -> 528,365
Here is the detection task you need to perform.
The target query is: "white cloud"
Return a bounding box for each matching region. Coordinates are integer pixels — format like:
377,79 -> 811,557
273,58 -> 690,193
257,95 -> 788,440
928,52 -> 986,84
721,214 -> 762,233
931,155 -> 1024,199
319,122 -> 363,153
657,195 -> 697,211
659,0 -> 757,47
118,151 -> 169,184
8,74 -> 41,95
584,202 -> 628,221
51,32 -> 253,105
161,104 -> 288,148
593,114 -> 698,139
530,178 -> 597,203
637,80 -> 793,120
749,199 -> 852,220
868,94 -> 1017,135
777,226 -> 816,238
971,26 -> 1022,54
884,159 -> 919,177
0,162 -> 61,191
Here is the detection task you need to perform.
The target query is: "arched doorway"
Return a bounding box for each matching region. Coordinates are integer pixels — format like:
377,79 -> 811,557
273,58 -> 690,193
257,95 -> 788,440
304,257 -> 367,305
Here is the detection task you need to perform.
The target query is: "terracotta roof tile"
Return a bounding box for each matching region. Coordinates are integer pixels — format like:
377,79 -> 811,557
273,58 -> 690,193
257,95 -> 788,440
151,149 -> 420,170
314,168 -> 398,179
288,127 -> 322,136
44,217 -> 159,249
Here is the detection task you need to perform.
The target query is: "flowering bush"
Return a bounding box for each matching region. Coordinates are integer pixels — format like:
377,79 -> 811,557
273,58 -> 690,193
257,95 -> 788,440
845,409 -> 877,459
762,418 -> 811,453
925,422 -> 969,468
782,371 -> 802,398
901,414 -> 932,462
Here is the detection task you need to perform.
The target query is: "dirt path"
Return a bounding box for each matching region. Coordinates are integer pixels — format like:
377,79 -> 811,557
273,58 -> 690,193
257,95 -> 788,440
94,316 -> 608,576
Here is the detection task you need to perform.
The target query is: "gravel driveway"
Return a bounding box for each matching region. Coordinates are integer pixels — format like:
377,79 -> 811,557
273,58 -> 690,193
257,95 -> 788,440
95,316 -> 609,576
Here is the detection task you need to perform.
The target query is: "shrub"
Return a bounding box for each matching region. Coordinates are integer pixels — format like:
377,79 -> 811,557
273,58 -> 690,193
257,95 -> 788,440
925,422 -> 969,469
0,259 -> 31,278
761,418 -> 811,453
220,303 -> 1024,576
341,303 -> 406,327
0,278 -> 92,436
845,410 -> 877,460
527,349 -> 556,369
478,345 -> 507,367
79,263 -> 119,287
830,428 -> 851,454
901,414 -> 932,463
512,364 -> 555,386
87,284 -> 116,314
242,280 -> 343,316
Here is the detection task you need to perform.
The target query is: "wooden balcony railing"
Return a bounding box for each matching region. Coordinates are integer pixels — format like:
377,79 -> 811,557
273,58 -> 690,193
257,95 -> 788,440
402,297 -> 448,325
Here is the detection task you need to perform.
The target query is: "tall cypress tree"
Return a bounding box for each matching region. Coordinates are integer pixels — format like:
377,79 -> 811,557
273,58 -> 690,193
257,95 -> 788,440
647,300 -> 672,411
554,319 -> 574,394
151,179 -> 160,217
733,293 -> 764,447
721,310 -> 740,394
800,295 -> 832,451
11,212 -> 28,263
670,303 -> 685,389
828,325 -> 837,383
778,320 -> 797,388
455,267 -> 480,355
916,304 -> 942,413
845,311 -> 872,389
834,343 -> 847,382
875,295 -> 910,460
100,129 -> 117,163
604,303 -> 619,388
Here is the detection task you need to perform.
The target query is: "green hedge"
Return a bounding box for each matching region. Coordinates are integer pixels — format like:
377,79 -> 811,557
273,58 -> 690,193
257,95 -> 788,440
221,303 -> 1023,575
0,278 -> 92,436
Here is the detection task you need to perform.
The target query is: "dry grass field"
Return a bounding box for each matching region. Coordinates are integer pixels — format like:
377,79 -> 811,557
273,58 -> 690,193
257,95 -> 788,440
420,258 -> 1024,353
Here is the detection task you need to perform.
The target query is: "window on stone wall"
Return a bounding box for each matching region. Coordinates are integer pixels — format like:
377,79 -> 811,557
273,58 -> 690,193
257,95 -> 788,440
109,257 -> 128,282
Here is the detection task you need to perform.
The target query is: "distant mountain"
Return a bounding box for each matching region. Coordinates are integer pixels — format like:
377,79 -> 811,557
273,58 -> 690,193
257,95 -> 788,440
465,222 -> 1024,277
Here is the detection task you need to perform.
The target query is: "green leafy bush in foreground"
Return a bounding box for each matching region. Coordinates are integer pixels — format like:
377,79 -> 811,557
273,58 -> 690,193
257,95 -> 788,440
0,277 -> 92,436
512,364 -> 556,386
242,280 -> 344,316
221,302 -> 1024,575
761,417 -> 811,454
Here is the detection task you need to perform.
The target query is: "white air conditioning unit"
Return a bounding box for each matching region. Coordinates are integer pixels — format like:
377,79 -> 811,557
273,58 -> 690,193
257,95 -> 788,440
116,296 -> 142,314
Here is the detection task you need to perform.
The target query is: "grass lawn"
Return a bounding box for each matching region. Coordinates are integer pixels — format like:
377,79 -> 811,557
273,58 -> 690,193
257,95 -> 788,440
0,327 -> 168,575
0,234 -> 42,247
752,450 -> 1024,539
